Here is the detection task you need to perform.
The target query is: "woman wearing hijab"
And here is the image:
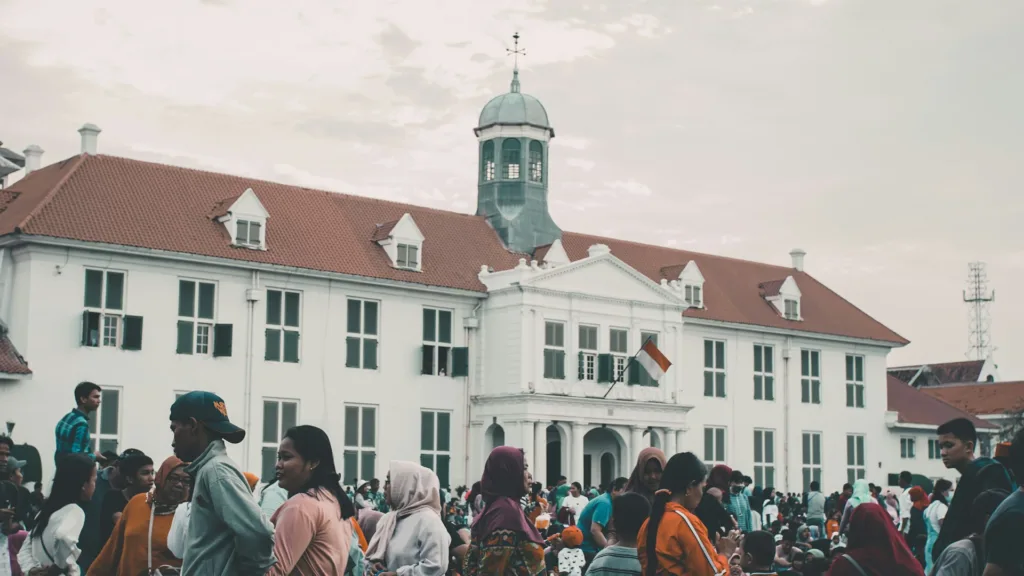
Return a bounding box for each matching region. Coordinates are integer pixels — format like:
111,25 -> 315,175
906,486 -> 929,567
693,464 -> 735,541
624,447 -> 667,505
463,447 -> 546,576
829,503 -> 925,576
88,456 -> 189,576
884,490 -> 901,525
364,461 -> 449,576
839,479 -> 874,534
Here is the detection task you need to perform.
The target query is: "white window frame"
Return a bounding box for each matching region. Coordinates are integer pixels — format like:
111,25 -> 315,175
578,324 -> 598,382
88,386 -> 122,455
846,434 -> 866,484
684,284 -> 703,307
609,328 -> 629,380
927,439 -> 941,460
784,299 -> 800,320
802,431 -> 822,492
236,219 -> 263,248
801,349 -> 822,405
178,279 -> 217,355
703,339 -> 726,398
266,289 -> 302,363
396,243 -> 420,270
420,410 -> 451,487
346,298 -> 379,370
343,404 -> 378,484
753,344 -> 775,401
846,354 -> 865,408
753,429 -> 775,488
703,426 -> 727,467
543,320 -> 566,380
900,437 -> 916,459
261,398 -> 299,481
83,269 -> 127,348
422,307 -> 452,376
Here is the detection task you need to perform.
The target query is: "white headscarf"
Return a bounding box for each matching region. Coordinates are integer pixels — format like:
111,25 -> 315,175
364,461 -> 442,563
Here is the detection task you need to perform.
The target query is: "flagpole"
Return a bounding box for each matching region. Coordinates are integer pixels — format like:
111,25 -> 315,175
602,336 -> 652,399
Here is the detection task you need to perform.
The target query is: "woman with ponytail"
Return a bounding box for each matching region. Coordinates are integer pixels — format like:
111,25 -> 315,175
637,452 -> 738,576
268,425 -> 359,575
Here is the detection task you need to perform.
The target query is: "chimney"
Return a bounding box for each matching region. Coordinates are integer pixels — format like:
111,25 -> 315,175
23,145 -> 44,174
790,248 -> 806,272
78,123 -> 101,155
587,244 -> 611,258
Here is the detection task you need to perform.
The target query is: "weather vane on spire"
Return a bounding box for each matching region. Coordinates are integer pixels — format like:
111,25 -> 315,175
507,31 -> 525,93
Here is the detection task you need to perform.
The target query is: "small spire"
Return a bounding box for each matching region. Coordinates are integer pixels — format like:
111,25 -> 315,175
507,31 -> 525,93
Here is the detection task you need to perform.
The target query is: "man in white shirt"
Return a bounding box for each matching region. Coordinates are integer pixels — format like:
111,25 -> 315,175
561,482 -> 590,524
897,471 -> 914,534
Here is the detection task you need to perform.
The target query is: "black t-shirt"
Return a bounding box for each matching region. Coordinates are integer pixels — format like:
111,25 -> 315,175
99,490 -> 129,548
984,489 -> 1024,573
694,493 -> 733,539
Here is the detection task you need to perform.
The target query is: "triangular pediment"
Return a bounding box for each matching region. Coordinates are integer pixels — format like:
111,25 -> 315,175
779,275 -> 801,298
523,254 -> 685,305
390,213 -> 424,243
228,188 -> 269,219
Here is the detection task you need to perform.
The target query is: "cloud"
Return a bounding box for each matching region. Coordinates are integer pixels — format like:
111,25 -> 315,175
565,158 -> 596,171
552,136 -> 591,150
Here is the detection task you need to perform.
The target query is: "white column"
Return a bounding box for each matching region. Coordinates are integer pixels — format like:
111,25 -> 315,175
665,428 -> 678,456
534,421 -> 547,487
521,420 -> 535,471
675,429 -> 687,455
630,426 -> 645,467
468,422 -> 485,485
571,422 -> 587,484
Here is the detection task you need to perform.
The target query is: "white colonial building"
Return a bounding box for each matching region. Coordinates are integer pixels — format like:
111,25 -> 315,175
0,69 -> 947,494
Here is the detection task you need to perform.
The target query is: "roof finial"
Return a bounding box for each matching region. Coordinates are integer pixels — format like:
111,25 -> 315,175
506,31 -> 525,93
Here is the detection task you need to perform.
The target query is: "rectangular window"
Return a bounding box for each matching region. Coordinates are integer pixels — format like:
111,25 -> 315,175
784,299 -> 799,320
543,321 -> 565,379
802,432 -> 822,492
609,328 -> 628,380
345,299 -> 378,370
845,355 -> 865,408
753,429 -> 775,488
82,269 -> 126,348
638,332 -> 660,387
703,426 -> 726,467
420,411 -> 451,488
846,434 -> 866,484
900,437 -> 916,459
753,344 -> 775,401
265,289 -> 301,363
927,439 -> 941,460
176,280 -> 217,355
236,220 -> 262,247
87,388 -> 121,455
703,339 -> 726,397
343,405 -> 377,485
801,350 -> 822,404
578,325 -> 598,381
261,399 -> 298,482
684,285 -> 702,307
422,308 -> 452,376
397,244 -> 419,269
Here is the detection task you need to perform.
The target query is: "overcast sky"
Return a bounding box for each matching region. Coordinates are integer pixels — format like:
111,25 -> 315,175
2,0 -> 1021,378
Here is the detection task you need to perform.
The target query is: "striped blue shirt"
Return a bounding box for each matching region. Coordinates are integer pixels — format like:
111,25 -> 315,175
587,545 -> 642,576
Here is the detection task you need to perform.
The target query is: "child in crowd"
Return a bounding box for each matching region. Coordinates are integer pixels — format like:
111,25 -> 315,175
738,530 -> 779,576
587,493 -> 649,576
557,526 -> 585,576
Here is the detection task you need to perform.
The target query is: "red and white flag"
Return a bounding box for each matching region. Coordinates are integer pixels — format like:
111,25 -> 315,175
636,338 -> 672,382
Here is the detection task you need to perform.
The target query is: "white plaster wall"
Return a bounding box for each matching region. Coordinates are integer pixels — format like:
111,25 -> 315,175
883,427 -> 959,485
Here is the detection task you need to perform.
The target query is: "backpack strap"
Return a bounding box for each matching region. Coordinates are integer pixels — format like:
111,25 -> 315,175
842,553 -> 871,576
673,509 -> 726,576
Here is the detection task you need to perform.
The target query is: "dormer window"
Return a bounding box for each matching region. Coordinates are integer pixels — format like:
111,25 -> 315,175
397,243 -> 419,269
685,285 -> 702,307
236,220 -> 262,248
784,299 -> 799,320
760,276 -> 802,321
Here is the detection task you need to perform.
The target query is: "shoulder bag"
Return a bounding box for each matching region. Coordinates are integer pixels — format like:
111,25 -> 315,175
841,553 -> 872,576
673,509 -> 726,576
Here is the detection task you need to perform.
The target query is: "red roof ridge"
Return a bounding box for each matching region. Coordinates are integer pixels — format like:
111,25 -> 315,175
14,154 -> 87,231
799,271 -> 909,345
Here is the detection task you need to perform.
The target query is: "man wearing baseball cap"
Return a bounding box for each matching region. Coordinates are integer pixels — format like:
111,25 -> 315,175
169,391 -> 275,576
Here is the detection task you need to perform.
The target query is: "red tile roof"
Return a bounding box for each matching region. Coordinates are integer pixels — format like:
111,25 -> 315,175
0,154 -> 908,345
0,330 -> 31,376
758,279 -> 786,298
370,220 -> 399,242
921,381 -> 1024,417
887,376 -> 995,429
889,360 -> 986,386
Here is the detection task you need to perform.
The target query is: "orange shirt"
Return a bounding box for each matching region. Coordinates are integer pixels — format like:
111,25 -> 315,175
351,517 -> 368,552
88,493 -> 181,576
826,519 -> 839,537
638,502 -> 729,576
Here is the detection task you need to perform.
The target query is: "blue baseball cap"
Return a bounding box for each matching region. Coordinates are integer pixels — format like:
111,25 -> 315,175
169,391 -> 245,444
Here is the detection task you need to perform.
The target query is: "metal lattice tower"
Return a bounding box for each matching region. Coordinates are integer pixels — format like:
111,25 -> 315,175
963,262 -> 995,360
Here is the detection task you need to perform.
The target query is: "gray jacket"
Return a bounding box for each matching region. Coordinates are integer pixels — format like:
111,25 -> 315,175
181,440 -> 276,575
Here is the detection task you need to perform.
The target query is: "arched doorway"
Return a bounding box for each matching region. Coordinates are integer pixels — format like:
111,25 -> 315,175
583,427 -> 625,490
546,425 -> 566,487
644,428 -> 662,450
486,424 -> 505,452
600,453 -> 615,488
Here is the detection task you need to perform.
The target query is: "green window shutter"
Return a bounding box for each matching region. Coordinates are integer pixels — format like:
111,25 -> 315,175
197,283 -> 215,320
347,300 -> 361,333
81,311 -> 100,347
597,354 -> 613,383
266,290 -> 282,325
105,272 -> 124,310
178,280 -> 196,317
421,345 -> 434,375
437,412 -> 451,451
363,338 -> 378,370
283,331 -> 300,363
451,347 -> 469,377
176,321 -> 194,355
436,454 -> 450,489
628,361 -> 641,385
121,316 -> 143,350
345,337 -> 360,368
421,412 -> 435,451
84,270 -> 103,308
438,310 -> 452,344
265,328 -> 281,361
420,454 -> 434,471
213,324 -> 233,357
422,309 -> 436,342
577,351 -> 584,380
555,350 -> 566,380
364,301 -> 379,336
284,292 -> 301,328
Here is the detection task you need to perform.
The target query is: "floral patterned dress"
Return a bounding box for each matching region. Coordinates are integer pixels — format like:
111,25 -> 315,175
462,529 -> 546,576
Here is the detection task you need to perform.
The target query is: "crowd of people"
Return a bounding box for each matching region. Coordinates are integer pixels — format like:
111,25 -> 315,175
0,380 -> 1022,576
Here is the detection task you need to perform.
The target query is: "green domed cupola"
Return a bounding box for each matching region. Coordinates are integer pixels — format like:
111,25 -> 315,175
474,33 -> 561,254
